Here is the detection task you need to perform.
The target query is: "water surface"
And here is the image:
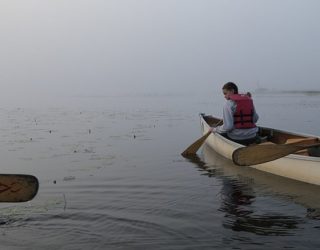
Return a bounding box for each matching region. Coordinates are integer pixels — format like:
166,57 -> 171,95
0,92 -> 319,249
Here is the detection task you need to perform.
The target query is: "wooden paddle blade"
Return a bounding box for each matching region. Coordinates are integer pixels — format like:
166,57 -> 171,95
181,131 -> 211,157
0,174 -> 39,202
232,144 -> 307,166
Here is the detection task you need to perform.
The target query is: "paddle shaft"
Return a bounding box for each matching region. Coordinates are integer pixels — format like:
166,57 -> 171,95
181,119 -> 222,156
181,130 -> 211,156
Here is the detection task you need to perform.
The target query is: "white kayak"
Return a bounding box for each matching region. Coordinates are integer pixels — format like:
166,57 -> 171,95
200,114 -> 320,186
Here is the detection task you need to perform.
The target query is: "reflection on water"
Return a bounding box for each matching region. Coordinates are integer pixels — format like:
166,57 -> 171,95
184,151 -> 303,236
219,178 -> 301,236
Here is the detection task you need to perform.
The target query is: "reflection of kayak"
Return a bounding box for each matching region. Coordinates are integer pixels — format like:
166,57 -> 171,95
187,147 -> 319,235
200,114 -> 320,185
202,145 -> 320,212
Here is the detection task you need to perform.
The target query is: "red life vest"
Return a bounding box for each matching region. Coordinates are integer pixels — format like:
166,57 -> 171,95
229,94 -> 256,129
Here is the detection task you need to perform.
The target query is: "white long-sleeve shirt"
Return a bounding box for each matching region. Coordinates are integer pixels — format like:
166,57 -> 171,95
215,99 -> 259,140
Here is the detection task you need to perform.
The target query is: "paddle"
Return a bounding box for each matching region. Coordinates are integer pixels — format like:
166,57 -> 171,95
181,130 -> 212,157
232,143 -> 320,166
0,174 -> 39,202
182,119 -> 223,157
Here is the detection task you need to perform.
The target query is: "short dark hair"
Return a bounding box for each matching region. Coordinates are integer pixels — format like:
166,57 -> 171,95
222,82 -> 238,94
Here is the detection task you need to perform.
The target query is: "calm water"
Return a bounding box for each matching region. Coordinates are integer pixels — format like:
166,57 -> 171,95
0,92 -> 320,249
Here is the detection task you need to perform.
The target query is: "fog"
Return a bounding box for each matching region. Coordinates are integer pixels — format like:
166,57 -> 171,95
1,0 -> 320,103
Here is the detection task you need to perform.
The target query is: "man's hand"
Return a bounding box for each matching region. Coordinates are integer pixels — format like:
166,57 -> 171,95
208,127 -> 216,133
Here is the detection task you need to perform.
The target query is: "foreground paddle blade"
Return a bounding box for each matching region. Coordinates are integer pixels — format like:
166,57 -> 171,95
181,131 -> 211,157
232,143 -> 320,166
0,174 -> 39,202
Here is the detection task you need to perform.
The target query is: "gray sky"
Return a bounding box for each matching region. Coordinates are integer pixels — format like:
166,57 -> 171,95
1,0 -> 320,101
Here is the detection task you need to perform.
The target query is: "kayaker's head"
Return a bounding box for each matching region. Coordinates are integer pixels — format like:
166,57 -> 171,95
222,82 -> 238,100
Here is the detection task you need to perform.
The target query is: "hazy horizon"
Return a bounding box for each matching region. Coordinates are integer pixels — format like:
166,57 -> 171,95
1,0 -> 320,103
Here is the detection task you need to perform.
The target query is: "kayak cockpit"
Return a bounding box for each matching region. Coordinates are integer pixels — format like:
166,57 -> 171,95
202,114 -> 320,157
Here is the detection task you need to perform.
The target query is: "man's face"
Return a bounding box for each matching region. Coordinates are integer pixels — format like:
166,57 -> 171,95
223,89 -> 234,100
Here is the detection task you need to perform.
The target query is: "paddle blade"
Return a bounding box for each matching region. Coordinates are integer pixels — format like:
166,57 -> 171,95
181,131 -> 211,157
232,144 -> 304,166
0,174 -> 39,202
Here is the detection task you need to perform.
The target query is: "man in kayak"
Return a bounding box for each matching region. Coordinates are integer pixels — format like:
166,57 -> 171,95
210,82 -> 259,145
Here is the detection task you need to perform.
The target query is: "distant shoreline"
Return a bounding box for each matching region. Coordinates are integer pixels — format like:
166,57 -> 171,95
280,90 -> 320,95
254,89 -> 320,96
